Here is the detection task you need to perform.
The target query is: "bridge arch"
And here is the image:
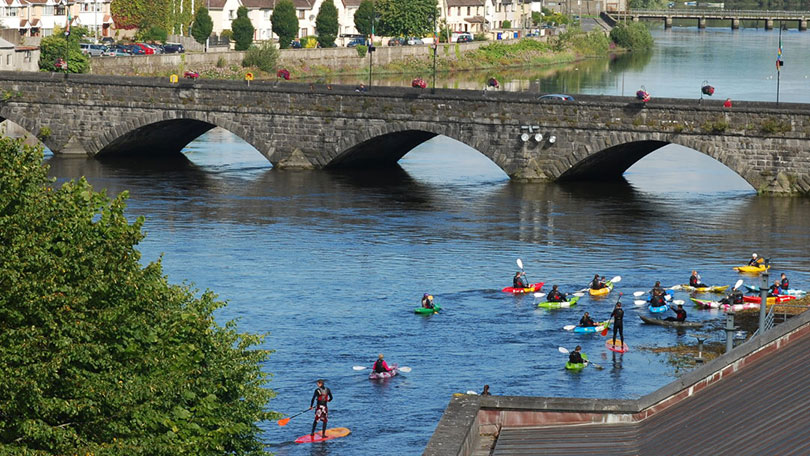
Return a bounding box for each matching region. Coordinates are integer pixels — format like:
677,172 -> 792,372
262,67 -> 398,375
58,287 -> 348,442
555,131 -> 760,189
327,121 -> 505,171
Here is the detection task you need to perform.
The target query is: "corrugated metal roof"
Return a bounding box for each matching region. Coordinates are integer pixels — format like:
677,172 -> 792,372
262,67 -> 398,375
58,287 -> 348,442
492,329 -> 810,455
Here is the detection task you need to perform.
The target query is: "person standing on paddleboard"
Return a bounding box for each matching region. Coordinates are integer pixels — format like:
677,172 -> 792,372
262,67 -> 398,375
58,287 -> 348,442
309,379 -> 333,439
514,271 -> 529,288
609,302 -> 625,346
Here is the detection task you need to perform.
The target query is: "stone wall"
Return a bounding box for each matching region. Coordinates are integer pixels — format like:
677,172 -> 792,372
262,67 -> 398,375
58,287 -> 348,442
0,71 -> 809,195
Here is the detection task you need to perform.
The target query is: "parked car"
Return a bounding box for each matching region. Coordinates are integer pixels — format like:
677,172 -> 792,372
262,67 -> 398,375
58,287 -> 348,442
406,37 -> 424,45
163,43 -> 185,53
456,34 -> 473,43
134,43 -> 155,54
346,38 -> 366,47
539,94 -> 575,101
125,44 -> 146,55
101,45 -> 116,56
388,37 -> 406,46
141,43 -> 162,54
80,43 -> 105,57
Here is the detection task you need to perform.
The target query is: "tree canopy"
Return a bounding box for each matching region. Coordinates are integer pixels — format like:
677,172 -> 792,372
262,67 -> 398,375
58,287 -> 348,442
354,0 -> 375,37
191,6 -> 213,45
232,6 -> 255,51
272,0 -> 299,49
0,138 -> 278,455
376,0 -> 437,37
38,26 -> 90,73
316,0 -> 339,47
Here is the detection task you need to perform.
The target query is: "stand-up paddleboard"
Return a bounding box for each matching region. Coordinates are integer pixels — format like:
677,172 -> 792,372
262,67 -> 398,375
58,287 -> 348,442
295,427 -> 351,444
606,338 -> 629,353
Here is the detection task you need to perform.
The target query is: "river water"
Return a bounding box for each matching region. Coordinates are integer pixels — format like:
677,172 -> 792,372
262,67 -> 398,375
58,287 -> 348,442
43,27 -> 810,455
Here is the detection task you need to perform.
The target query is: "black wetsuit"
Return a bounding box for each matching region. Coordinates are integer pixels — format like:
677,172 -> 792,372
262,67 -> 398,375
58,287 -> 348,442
650,292 -> 666,307
782,278 -> 790,289
665,308 -> 687,322
748,258 -> 762,267
579,316 -> 596,327
721,290 -> 744,305
514,275 -> 529,288
689,276 -> 707,288
591,278 -> 605,289
547,290 -> 565,302
611,306 -> 624,344
569,351 -> 584,364
310,386 -> 333,435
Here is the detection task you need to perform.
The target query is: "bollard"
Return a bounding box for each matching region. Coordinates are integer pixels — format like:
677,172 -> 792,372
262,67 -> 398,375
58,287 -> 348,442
694,335 -> 707,363
758,271 -> 769,332
725,312 -> 736,353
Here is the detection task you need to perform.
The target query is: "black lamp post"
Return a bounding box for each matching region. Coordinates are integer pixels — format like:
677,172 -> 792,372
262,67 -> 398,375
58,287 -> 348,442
368,0 -> 376,89
432,9 -> 437,94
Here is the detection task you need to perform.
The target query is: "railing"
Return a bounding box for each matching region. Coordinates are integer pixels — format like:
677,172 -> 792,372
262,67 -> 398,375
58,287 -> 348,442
751,304 -> 809,339
626,9 -> 809,18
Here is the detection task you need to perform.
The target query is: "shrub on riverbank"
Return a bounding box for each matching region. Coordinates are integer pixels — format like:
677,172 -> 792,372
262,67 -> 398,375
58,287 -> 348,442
0,138 -> 278,454
243,42 -> 280,73
610,22 -> 654,51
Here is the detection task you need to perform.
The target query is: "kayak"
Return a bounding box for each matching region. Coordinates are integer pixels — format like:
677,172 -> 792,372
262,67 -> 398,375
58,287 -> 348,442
573,321 -> 609,333
691,297 -> 761,312
537,296 -> 580,309
734,264 -> 770,274
368,363 -> 398,380
677,284 -> 729,294
745,285 -> 806,297
742,295 -> 796,305
649,303 -> 669,313
502,282 -> 544,294
565,353 -> 589,371
295,427 -> 351,444
639,314 -> 704,328
414,304 -> 441,314
606,338 -> 629,353
589,280 -> 614,296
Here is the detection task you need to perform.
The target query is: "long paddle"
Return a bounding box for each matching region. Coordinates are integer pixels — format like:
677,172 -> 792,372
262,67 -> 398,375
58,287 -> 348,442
558,346 -> 603,370
353,365 -> 412,373
516,258 -> 528,285
574,275 -> 621,294
277,409 -> 310,426
601,292 -> 622,336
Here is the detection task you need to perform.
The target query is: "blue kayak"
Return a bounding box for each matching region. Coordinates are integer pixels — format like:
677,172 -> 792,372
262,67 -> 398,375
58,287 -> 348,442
573,321 -> 609,333
649,304 -> 669,313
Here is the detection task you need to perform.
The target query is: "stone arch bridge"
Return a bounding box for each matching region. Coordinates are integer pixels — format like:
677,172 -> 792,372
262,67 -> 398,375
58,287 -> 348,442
1,72 -> 809,195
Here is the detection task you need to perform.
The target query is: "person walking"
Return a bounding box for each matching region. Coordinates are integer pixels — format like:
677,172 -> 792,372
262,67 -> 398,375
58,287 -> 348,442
309,379 -> 333,440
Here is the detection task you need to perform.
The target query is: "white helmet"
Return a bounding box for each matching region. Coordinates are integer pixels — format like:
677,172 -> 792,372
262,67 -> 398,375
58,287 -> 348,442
752,253 -> 758,258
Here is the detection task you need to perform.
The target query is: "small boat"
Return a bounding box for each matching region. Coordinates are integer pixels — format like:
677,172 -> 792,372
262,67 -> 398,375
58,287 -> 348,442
501,282 -> 544,294
649,303 -> 669,313
368,363 -> 398,380
677,284 -> 729,294
565,353 -> 589,371
573,322 -> 608,333
639,314 -> 704,328
691,298 -> 760,312
744,285 -> 806,297
538,295 -> 580,309
733,264 -> 770,274
743,295 -> 796,305
414,303 -> 441,314
589,280 -> 614,296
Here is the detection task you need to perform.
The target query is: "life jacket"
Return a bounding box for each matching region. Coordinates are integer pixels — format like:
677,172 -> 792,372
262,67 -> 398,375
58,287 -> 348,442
373,359 -> 387,373
769,285 -> 781,296
651,294 -> 665,306
513,276 -> 522,288
316,387 -> 329,403
782,278 -> 789,289
549,291 -> 563,301
689,276 -> 699,286
675,309 -> 687,321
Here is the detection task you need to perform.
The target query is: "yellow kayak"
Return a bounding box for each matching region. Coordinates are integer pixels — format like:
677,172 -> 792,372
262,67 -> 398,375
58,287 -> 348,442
733,264 -> 770,274
589,280 -> 614,296
678,285 -> 729,293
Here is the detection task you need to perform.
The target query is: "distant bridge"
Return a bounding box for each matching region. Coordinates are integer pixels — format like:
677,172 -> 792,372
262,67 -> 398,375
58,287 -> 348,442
2,72 -> 810,195
611,9 -> 809,29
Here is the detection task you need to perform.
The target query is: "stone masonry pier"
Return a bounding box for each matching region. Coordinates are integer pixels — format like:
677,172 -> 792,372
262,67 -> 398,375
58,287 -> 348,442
1,72 -> 810,195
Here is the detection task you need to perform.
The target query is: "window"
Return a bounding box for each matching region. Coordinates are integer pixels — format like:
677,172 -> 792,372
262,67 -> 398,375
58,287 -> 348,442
467,6 -> 471,15
8,7 -> 17,17
44,5 -> 54,15
229,9 -> 236,19
56,5 -> 66,15
6,54 -> 11,66
298,9 -> 305,19
299,27 -> 307,37
24,50 -> 31,62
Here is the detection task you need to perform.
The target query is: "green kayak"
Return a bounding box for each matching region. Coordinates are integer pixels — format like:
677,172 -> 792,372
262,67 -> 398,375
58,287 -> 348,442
538,296 -> 580,309
565,353 -> 589,371
414,304 -> 441,314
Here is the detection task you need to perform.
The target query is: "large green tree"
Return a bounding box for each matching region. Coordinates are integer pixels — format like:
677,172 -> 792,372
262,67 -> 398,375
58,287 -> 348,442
354,0 -> 375,37
38,26 -> 90,73
272,0 -> 299,49
232,6 -> 255,51
191,6 -> 213,45
376,0 -> 437,37
316,0 -> 339,47
0,138 -> 278,455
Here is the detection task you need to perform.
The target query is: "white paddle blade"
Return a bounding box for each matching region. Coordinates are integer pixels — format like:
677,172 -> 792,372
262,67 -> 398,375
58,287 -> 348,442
673,300 -> 685,305
563,325 -> 576,331
633,291 -> 646,297
670,285 -> 683,291
611,276 -> 622,283
466,390 -> 478,395
665,294 -> 672,301
734,279 -> 744,290
398,366 -> 412,373
558,346 -> 570,354
516,258 -> 524,270
572,292 -> 585,297
634,300 -> 647,306
533,292 -> 545,298
352,366 -> 367,371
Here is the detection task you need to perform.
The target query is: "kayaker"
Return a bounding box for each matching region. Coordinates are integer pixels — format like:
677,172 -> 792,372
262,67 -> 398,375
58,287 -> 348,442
780,273 -> 790,290
609,302 -> 625,346
373,354 -> 393,373
421,293 -> 435,309
721,288 -> 744,305
665,304 -> 687,322
768,281 -> 782,297
689,271 -> 707,288
650,282 -> 666,307
579,312 -> 596,327
591,274 -> 606,290
309,379 -> 333,440
513,271 -> 529,288
547,285 -> 566,302
748,253 -> 764,267
481,385 -> 491,396
569,345 -> 585,364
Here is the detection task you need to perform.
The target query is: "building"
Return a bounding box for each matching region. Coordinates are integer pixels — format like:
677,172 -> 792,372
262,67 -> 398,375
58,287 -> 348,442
442,0 -> 493,34
0,0 -> 113,39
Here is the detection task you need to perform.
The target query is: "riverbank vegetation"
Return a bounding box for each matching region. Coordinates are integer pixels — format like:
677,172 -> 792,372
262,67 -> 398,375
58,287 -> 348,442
609,22 -> 654,51
0,138 -> 278,454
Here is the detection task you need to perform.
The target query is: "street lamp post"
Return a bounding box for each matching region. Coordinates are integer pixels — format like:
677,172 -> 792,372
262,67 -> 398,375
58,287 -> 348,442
94,0 -> 98,42
368,0 -> 375,89
432,9 -> 437,93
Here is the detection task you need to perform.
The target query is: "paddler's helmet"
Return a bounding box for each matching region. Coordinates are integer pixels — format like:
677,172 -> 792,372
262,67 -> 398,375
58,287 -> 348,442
424,293 -> 429,298
753,253 -> 758,258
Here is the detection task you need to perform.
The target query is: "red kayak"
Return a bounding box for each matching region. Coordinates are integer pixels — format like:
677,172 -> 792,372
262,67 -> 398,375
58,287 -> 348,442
501,282 -> 544,294
742,295 -> 796,305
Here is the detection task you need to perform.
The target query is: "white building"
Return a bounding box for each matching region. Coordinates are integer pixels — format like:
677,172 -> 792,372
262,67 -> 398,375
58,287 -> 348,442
0,0 -> 113,39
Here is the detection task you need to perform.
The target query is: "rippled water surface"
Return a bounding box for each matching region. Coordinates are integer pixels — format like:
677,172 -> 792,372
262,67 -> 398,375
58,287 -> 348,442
42,28 -> 810,456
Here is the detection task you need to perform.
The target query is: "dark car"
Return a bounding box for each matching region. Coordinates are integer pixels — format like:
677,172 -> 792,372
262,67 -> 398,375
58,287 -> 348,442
163,43 -> 185,53
456,34 -> 473,43
346,38 -> 366,47
123,44 -> 145,55
539,94 -> 575,101
290,40 -> 302,49
387,37 -> 406,46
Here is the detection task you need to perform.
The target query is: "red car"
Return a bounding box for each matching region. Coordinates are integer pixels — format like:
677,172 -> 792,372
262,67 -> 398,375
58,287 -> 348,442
134,43 -> 154,55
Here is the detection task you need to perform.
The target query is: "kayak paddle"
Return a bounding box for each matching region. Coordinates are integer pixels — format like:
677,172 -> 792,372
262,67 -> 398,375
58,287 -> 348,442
563,325 -> 576,331
517,258 -> 528,283
533,292 -> 545,298
277,408 -> 310,426
634,300 -> 647,306
574,275 -> 621,293
558,346 -> 569,354
733,279 -> 744,290
633,291 -> 646,297
353,365 -> 412,373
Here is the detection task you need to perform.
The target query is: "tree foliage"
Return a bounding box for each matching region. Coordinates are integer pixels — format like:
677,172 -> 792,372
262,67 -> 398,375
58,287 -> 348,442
354,0 -> 375,37
610,22 -> 654,51
376,0 -> 437,37
232,6 -> 255,51
316,0 -> 339,47
111,0 -> 169,30
0,139 -> 278,455
137,25 -> 169,43
242,42 -> 279,72
191,6 -> 213,45
272,0 -> 299,49
38,26 -> 90,73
